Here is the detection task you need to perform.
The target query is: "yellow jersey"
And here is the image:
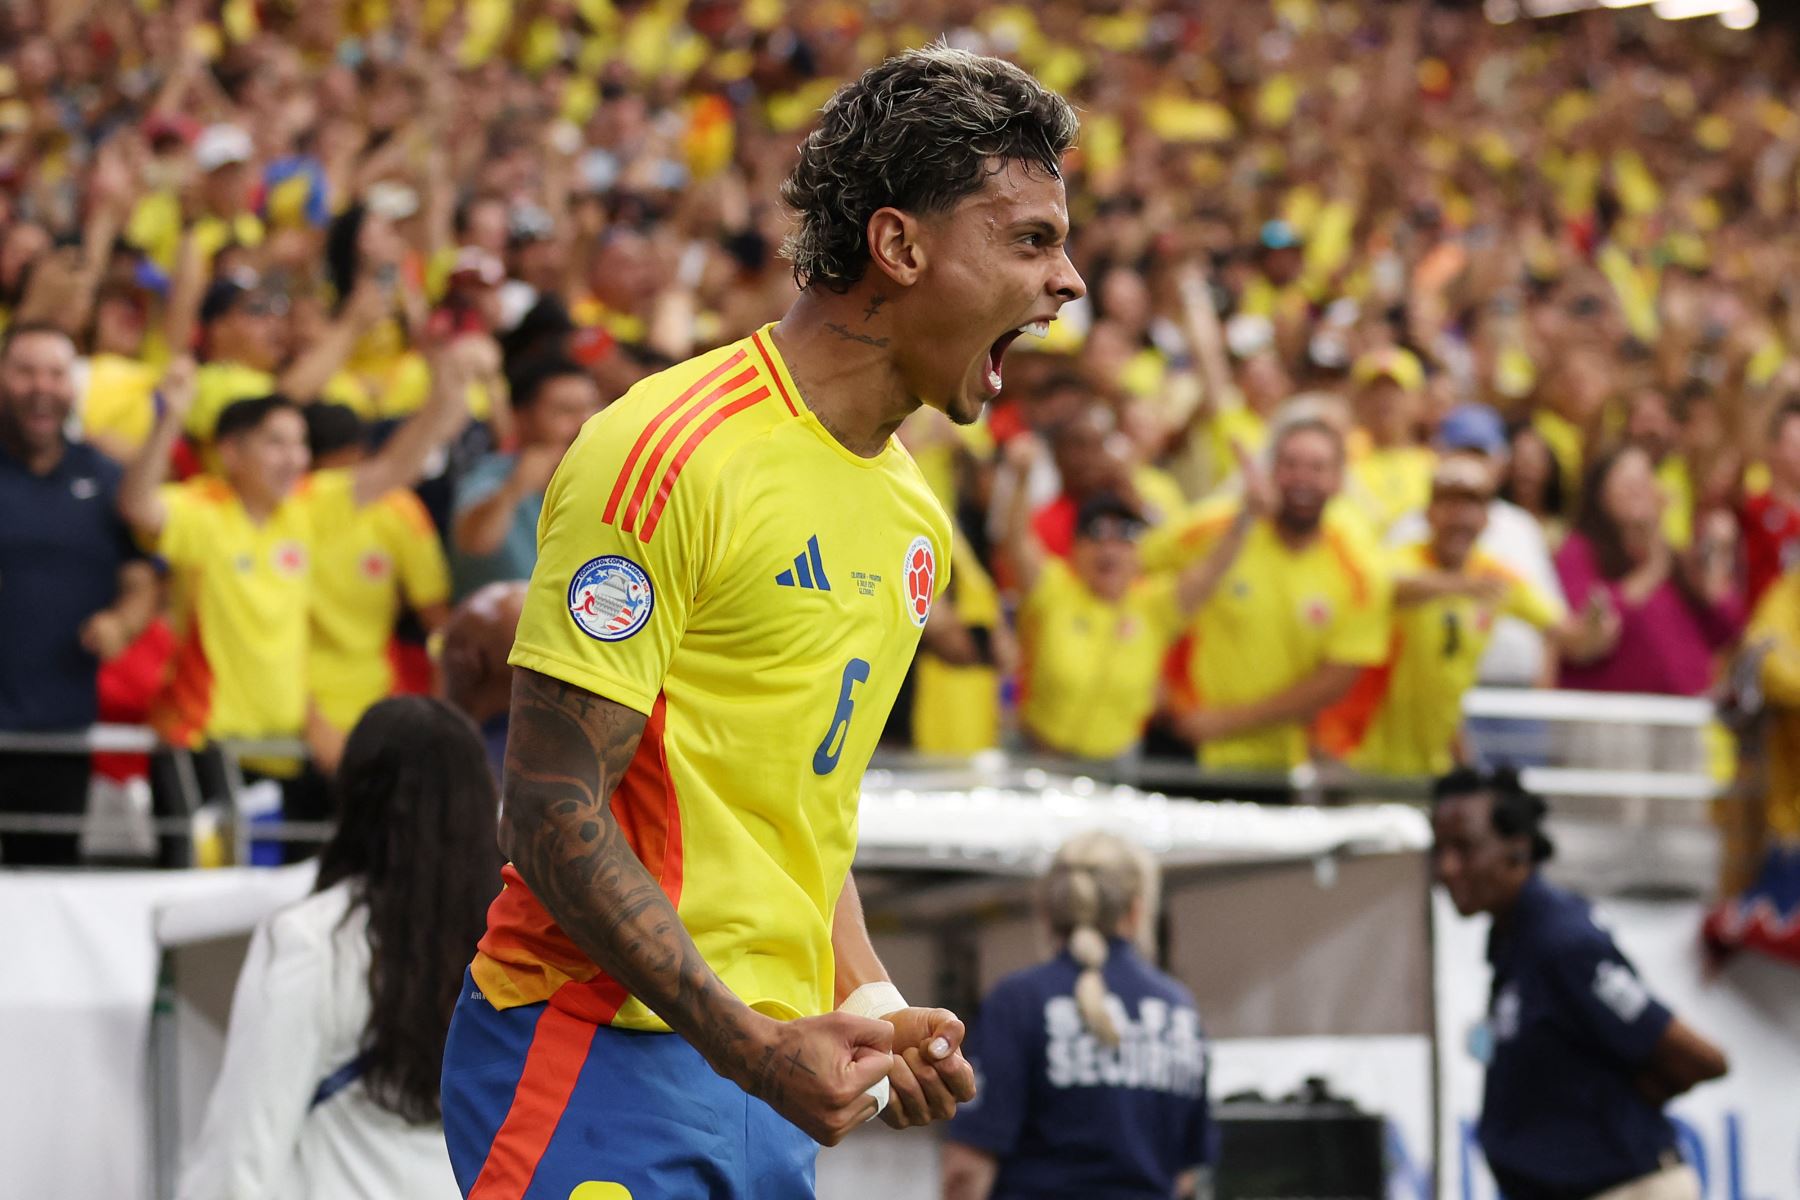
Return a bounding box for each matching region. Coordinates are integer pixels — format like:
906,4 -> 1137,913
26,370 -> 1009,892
1143,498 -> 1391,770
307,485 -> 451,731
151,471 -> 353,751
1018,558 -> 1184,759
473,325 -> 952,1031
1348,445 -> 1436,536
1330,541 -> 1563,777
911,529 -> 1003,756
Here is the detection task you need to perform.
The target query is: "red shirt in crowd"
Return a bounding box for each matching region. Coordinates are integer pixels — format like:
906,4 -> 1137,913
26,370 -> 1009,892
1739,490 -> 1800,614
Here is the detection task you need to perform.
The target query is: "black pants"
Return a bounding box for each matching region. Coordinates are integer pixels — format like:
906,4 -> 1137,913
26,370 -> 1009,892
0,751 -> 92,866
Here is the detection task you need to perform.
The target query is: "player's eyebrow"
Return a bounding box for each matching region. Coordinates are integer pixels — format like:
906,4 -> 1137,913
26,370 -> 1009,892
1008,216 -> 1068,242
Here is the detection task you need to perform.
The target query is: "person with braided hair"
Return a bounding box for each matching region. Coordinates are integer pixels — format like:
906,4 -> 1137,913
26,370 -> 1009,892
941,832 -> 1212,1200
1432,768 -> 1728,1200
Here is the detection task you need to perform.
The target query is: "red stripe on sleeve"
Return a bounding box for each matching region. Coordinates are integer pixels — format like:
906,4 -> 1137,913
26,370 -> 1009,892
602,349 -> 748,525
610,693 -> 684,907
751,330 -> 800,417
620,367 -> 759,533
637,388 -> 768,542
465,1006 -> 599,1200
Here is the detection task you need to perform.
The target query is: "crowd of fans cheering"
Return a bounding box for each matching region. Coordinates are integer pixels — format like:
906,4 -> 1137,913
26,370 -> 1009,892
4,0 -> 1800,865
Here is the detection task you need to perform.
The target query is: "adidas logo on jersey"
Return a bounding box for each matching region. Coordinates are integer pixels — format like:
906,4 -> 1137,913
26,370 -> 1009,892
775,535 -> 831,591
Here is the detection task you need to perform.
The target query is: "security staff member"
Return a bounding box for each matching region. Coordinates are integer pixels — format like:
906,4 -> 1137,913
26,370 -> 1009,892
1432,768 -> 1728,1200
942,832 -> 1211,1200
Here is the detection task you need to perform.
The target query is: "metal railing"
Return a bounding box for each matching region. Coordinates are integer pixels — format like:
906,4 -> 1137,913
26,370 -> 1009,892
0,686 -> 1740,880
0,725 -> 325,866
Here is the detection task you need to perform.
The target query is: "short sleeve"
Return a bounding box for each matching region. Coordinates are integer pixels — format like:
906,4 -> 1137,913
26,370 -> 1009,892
298,468 -> 356,530
1324,544 -> 1393,666
1543,926 -> 1673,1068
382,491 -> 452,610
945,982 -> 1035,1157
155,483 -> 212,566
507,422 -> 724,717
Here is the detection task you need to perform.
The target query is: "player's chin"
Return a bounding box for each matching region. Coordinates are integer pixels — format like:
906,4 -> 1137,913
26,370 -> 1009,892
943,388 -> 987,427
939,365 -> 998,426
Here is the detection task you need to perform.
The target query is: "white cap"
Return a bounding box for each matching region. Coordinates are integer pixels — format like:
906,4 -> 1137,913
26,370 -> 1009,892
194,124 -> 253,172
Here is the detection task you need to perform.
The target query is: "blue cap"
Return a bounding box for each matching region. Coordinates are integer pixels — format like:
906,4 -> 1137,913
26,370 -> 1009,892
1437,404 -> 1508,457
1259,219 -> 1301,251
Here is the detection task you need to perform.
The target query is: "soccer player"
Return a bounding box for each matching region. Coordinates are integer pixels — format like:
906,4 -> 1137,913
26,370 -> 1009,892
441,47 -> 1085,1198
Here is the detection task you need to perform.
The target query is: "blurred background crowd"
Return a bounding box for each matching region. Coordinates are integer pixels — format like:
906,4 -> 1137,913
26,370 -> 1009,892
4,0 -> 1800,873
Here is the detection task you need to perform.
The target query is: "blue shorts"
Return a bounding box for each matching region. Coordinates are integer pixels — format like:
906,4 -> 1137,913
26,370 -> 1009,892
441,973 -> 817,1200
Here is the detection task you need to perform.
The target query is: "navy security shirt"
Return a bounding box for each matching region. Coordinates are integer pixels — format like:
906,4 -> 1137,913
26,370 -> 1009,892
946,940 -> 1211,1199
1479,875 -> 1676,1200
0,440 -> 137,731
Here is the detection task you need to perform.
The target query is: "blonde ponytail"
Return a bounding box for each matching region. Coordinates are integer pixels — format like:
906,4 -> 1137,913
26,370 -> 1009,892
1041,832 -> 1159,1049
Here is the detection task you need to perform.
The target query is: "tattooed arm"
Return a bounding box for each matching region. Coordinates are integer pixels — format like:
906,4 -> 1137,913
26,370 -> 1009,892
500,668 -> 895,1145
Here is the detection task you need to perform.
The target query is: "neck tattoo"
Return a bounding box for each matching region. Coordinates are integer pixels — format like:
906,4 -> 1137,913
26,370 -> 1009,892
824,321 -> 890,349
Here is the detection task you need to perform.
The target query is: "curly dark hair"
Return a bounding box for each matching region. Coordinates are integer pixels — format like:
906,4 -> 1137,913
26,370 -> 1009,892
314,696 -> 503,1124
780,45 -> 1079,293
1433,765 -> 1556,864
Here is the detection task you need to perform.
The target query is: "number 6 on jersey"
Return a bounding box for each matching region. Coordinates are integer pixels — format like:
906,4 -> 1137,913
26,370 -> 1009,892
812,658 -> 872,775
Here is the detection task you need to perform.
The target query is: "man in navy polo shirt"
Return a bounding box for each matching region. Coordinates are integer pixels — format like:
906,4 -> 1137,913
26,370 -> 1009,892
1433,767 -> 1728,1200
0,323 -> 158,865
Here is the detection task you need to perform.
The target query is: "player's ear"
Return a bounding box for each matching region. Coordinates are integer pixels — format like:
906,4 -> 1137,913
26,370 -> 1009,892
866,207 -> 924,287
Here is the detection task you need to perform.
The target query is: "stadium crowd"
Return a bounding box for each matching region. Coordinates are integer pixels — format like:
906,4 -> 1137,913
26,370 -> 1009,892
4,0 -> 1800,864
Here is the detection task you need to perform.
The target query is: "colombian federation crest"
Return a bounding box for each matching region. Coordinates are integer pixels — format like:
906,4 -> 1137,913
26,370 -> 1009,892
569,555 -> 654,641
902,536 -> 936,628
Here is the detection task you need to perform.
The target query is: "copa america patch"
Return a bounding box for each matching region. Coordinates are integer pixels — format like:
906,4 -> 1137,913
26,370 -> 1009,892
902,535 -> 936,628
568,555 -> 654,641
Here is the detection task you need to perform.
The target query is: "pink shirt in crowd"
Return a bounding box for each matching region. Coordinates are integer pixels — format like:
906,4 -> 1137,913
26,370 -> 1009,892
1553,532 -> 1743,696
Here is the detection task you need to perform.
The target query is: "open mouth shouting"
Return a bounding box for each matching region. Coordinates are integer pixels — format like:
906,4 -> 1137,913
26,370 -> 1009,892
983,318 -> 1053,396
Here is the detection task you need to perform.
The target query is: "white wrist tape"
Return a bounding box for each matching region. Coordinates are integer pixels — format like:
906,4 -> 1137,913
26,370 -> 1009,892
840,983 -> 905,1121
839,981 -> 908,1020
863,1075 -> 891,1121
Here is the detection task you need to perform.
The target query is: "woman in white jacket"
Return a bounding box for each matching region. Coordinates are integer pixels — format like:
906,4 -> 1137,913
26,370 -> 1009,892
179,697 -> 503,1200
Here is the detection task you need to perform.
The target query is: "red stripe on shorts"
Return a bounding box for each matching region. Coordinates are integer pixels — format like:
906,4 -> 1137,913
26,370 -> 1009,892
466,1006 -> 600,1200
